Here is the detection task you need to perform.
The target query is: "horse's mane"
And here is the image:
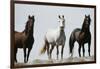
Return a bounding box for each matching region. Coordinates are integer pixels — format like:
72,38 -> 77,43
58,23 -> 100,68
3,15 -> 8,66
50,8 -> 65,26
81,16 -> 91,32
81,19 -> 86,31
23,21 -> 29,34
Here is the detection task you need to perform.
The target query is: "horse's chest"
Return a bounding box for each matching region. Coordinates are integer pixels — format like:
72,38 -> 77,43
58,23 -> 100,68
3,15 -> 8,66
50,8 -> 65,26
56,33 -> 66,45
79,32 -> 90,43
26,37 -> 34,45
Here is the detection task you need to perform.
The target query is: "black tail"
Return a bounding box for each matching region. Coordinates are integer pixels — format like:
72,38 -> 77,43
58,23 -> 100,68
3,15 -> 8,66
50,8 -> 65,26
69,33 -> 74,55
69,28 -> 81,56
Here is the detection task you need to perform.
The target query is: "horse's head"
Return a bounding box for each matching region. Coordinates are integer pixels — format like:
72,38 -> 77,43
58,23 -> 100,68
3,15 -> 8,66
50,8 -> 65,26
25,15 -> 35,34
58,15 -> 65,29
83,14 -> 91,29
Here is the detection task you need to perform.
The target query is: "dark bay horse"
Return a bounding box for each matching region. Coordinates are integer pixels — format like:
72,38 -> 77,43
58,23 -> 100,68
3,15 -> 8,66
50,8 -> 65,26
14,15 -> 35,63
40,15 -> 66,60
69,15 -> 91,57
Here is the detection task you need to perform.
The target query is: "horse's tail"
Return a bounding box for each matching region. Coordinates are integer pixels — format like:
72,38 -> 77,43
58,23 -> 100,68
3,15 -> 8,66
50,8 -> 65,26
40,38 -> 49,54
69,28 -> 81,57
69,32 -> 75,56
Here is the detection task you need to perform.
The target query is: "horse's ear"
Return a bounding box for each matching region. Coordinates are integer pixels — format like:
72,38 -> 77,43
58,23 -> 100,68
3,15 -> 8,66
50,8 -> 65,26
62,15 -> 64,19
58,15 -> 61,19
28,15 -> 31,19
88,14 -> 91,21
85,14 -> 87,17
88,14 -> 90,17
32,15 -> 34,18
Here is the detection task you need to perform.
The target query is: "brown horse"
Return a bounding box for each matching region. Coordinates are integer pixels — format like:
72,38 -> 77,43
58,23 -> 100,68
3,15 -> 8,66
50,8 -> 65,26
69,15 -> 91,57
14,15 -> 35,63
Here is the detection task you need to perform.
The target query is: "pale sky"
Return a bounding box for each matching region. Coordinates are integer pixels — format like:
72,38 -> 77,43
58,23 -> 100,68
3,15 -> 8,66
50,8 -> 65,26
15,3 -> 95,63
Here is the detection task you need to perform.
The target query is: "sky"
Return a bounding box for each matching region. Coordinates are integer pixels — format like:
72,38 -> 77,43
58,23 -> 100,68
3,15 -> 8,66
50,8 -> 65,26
15,3 -> 95,63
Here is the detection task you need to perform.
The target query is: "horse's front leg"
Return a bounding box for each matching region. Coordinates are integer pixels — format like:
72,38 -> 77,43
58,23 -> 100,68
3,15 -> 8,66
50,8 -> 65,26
61,45 -> 64,59
56,45 -> 59,60
27,48 -> 32,62
23,48 -> 27,63
88,41 -> 91,56
82,44 -> 85,57
88,34 -> 91,56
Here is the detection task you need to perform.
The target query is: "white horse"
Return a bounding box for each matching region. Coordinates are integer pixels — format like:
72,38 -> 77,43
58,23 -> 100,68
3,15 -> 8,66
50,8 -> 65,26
40,15 -> 66,60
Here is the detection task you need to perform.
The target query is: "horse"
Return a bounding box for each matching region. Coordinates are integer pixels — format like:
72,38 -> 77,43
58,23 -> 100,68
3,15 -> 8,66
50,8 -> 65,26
14,15 -> 35,63
40,15 -> 66,60
69,15 -> 91,57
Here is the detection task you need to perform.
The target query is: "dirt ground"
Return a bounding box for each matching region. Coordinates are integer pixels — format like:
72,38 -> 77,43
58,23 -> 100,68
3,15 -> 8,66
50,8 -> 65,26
15,55 -> 95,67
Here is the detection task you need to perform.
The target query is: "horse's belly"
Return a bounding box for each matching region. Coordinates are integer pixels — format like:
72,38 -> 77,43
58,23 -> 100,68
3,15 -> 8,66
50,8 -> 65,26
17,45 -> 23,48
56,38 -> 65,45
57,40 -> 63,45
15,40 -> 23,48
46,37 -> 55,43
46,32 -> 58,43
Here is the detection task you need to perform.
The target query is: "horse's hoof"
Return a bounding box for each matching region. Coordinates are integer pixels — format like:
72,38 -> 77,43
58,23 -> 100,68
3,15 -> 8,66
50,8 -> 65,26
83,55 -> 85,57
14,60 -> 17,63
79,55 -> 81,57
24,60 -> 27,63
24,62 -> 27,63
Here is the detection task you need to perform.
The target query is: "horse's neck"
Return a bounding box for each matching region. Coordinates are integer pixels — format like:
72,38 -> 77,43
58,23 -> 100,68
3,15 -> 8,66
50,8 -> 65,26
24,27 -> 34,37
81,26 -> 90,33
28,29 -> 34,37
59,27 -> 65,36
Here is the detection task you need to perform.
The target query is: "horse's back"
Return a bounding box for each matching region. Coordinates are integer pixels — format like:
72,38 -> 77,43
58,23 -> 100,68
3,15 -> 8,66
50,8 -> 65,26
15,31 -> 25,40
70,28 -> 81,41
14,31 -> 25,48
45,29 -> 59,43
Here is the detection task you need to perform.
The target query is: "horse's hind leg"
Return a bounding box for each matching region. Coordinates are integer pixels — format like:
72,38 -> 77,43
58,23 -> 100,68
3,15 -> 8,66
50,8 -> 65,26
88,41 -> 91,56
27,48 -> 32,62
14,48 -> 18,62
78,44 -> 81,57
47,45 -> 50,59
61,45 -> 64,59
50,45 -> 54,59
56,45 -> 59,60
23,48 -> 27,63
